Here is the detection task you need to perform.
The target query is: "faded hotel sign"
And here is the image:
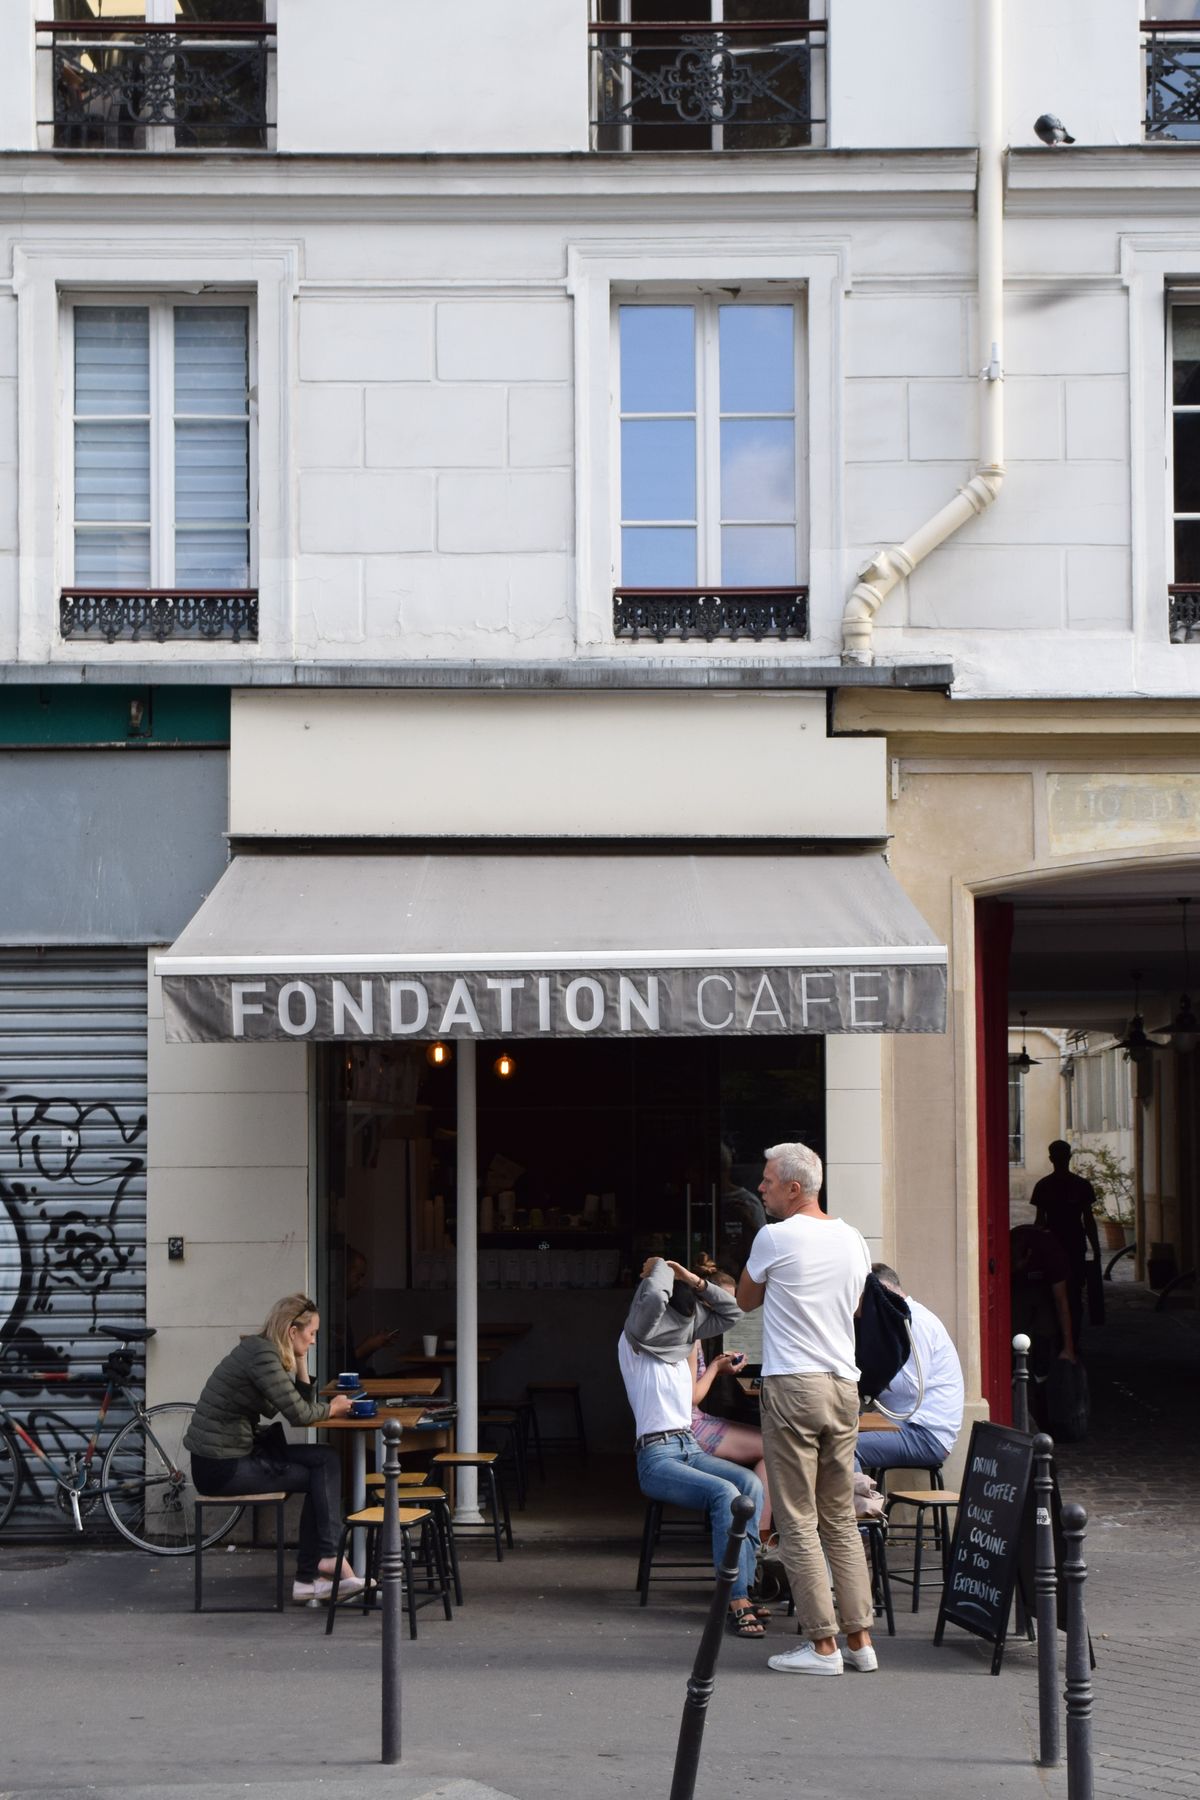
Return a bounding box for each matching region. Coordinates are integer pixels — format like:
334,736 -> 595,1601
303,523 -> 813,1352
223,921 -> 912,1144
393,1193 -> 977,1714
1048,774 -> 1200,855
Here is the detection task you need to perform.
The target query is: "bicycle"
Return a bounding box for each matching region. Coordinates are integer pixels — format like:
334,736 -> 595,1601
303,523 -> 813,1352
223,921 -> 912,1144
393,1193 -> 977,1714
0,1324 -> 243,1555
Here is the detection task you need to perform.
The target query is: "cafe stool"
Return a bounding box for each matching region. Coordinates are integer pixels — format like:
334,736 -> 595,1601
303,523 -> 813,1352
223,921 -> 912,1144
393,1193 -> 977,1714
485,1396 -> 545,1482
526,1381 -> 588,1462
365,1477 -> 463,1607
883,1490 -> 959,1613
326,1505 -> 453,1641
430,1450 -> 513,1561
479,1409 -> 528,1508
636,1500 -> 713,1607
193,1492 -> 286,1614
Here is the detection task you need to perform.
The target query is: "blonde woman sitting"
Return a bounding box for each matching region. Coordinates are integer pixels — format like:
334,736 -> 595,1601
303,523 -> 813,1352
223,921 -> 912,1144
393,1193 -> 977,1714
184,1293 -> 360,1603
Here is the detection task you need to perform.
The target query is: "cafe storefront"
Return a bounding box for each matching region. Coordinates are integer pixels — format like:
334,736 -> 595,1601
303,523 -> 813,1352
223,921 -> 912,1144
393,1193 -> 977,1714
148,684 -> 948,1477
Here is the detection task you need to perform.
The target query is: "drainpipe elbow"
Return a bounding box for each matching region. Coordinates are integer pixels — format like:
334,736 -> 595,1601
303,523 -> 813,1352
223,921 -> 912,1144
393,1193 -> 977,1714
841,548 -> 910,665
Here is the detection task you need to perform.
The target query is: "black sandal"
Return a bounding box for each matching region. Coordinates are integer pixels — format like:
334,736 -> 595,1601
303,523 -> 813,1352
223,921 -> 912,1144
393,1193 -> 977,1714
728,1602 -> 765,1637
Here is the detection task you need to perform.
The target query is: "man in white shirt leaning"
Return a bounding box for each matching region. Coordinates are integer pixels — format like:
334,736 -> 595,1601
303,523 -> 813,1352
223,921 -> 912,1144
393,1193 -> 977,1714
736,1140 -> 876,1677
855,1263 -> 964,1480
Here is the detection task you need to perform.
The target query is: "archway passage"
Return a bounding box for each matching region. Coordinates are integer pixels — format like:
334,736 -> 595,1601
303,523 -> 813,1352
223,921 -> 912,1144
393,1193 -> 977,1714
976,864 -> 1200,1421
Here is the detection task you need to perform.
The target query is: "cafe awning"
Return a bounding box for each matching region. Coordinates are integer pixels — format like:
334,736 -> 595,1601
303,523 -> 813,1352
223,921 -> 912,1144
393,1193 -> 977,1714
156,852 -> 946,1042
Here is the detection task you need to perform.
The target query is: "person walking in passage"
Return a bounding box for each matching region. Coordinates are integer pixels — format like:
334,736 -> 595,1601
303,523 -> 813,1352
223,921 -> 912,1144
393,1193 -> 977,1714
736,1141 -> 876,1675
618,1255 -> 765,1637
1029,1141 -> 1101,1343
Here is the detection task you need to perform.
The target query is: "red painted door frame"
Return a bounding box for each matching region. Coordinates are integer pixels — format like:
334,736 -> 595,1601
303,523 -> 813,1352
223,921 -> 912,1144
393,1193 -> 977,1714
975,898 -> 1014,1422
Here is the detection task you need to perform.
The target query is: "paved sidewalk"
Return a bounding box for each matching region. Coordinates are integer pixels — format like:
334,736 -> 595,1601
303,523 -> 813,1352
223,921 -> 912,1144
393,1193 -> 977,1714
1007,1282 -> 1200,1800
1,1534 -> 1049,1800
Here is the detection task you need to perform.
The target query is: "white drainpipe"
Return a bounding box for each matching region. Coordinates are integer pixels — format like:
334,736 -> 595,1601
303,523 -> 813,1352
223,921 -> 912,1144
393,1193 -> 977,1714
842,0 -> 1006,665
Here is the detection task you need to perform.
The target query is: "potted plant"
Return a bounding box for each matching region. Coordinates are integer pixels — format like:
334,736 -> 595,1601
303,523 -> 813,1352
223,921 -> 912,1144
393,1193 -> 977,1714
1069,1143 -> 1135,1250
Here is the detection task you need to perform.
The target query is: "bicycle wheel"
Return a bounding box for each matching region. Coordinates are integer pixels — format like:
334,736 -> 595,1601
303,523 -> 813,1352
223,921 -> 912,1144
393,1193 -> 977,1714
101,1403 -> 242,1555
0,1425 -> 20,1532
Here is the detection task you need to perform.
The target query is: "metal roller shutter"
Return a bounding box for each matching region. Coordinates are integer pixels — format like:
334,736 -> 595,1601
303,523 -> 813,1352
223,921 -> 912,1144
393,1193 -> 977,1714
0,951 -> 147,1539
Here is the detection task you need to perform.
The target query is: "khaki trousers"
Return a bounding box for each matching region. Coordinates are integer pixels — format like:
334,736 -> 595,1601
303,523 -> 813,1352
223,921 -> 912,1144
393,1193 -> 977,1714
760,1371 -> 874,1640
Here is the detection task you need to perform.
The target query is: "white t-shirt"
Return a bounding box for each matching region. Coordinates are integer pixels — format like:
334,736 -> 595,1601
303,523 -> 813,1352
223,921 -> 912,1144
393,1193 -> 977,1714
874,1296 -> 964,1456
617,1332 -> 692,1441
745,1213 -> 870,1381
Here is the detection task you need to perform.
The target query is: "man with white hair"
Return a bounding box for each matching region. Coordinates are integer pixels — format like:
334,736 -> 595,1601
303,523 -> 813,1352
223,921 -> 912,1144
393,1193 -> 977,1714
736,1140 -> 876,1676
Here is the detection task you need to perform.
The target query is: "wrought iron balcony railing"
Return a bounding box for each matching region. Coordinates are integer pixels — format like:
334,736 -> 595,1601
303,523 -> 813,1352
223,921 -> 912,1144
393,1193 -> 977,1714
613,586 -> 809,643
37,20 -> 274,151
1144,19 -> 1200,140
589,18 -> 826,151
1169,585 -> 1200,641
60,589 -> 259,646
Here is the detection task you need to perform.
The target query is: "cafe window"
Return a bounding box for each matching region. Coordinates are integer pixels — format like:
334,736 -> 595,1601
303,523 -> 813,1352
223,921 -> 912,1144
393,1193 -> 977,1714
315,1035 -> 824,1366
616,297 -> 803,589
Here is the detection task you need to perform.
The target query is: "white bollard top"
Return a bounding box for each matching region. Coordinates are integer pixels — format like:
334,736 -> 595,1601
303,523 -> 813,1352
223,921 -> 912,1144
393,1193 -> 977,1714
1012,1333 -> 1031,1352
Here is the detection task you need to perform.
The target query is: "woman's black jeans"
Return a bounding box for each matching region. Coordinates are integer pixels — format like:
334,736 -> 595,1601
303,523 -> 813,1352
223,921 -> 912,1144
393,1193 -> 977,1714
191,1447 -> 343,1581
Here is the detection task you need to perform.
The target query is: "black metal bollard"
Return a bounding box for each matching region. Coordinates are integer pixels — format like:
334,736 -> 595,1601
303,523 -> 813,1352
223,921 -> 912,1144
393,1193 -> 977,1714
1012,1333 -> 1032,1434
1063,1502 -> 1094,1800
380,1419 -> 403,1767
1033,1433 -> 1060,1768
668,1493 -> 755,1800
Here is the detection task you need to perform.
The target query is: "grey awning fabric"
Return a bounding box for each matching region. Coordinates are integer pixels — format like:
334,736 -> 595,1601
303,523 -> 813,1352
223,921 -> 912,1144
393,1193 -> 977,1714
156,853 -> 946,1042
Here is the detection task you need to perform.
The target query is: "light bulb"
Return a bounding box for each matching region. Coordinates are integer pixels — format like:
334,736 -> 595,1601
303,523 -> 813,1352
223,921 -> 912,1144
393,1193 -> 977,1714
493,1052 -> 516,1079
426,1040 -> 452,1068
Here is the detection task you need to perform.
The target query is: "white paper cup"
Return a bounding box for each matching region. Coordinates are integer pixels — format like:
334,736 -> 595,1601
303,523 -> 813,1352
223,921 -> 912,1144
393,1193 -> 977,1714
422,1334 -> 438,1356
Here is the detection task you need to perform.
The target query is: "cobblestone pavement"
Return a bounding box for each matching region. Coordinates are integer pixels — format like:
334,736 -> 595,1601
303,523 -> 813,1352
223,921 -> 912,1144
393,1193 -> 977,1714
1010,1280 -> 1200,1799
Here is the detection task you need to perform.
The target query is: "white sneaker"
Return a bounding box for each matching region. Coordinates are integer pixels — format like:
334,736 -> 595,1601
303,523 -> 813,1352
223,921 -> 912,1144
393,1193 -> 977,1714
768,1641 -> 844,1676
291,1577 -> 334,1603
843,1643 -> 879,1672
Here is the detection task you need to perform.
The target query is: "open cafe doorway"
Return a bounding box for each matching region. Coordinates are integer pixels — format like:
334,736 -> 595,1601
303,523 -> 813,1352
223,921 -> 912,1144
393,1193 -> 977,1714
315,1035 -> 825,1454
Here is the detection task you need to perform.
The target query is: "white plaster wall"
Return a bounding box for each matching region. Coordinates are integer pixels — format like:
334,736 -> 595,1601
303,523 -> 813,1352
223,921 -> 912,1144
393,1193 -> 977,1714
0,3 -> 35,153
828,0 -> 1142,150
276,0 -> 589,155
144,952 -> 310,1410
230,690 -> 887,839
825,1034 -> 883,1261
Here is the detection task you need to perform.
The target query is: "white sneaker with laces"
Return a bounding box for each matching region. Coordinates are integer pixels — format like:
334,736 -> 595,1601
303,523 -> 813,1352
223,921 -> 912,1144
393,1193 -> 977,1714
843,1643 -> 879,1672
767,1641 -> 844,1676
292,1577 -> 334,1603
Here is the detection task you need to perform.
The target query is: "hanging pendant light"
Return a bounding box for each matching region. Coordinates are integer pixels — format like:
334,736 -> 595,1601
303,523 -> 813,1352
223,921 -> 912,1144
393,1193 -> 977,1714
1009,1009 -> 1042,1073
1115,970 -> 1165,1058
1153,899 -> 1200,1054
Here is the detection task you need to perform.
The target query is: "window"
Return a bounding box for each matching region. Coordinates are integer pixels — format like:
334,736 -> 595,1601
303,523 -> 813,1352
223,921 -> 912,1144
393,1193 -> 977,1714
1145,3 -> 1200,143
68,299 -> 252,596
1008,1065 -> 1025,1166
45,2 -> 273,152
1170,297 -> 1200,640
590,1 -> 826,152
617,299 -> 801,590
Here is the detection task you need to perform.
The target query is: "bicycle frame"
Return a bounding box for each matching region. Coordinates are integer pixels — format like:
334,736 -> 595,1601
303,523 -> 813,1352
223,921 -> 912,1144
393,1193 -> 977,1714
1,1368 -> 145,1531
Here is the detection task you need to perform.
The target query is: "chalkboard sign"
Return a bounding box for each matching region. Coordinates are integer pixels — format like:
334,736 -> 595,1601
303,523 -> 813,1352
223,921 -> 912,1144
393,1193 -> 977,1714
934,1421 -> 1036,1675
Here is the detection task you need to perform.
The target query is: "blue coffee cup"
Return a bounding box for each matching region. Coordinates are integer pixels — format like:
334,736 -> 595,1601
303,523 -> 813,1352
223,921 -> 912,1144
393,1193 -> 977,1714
350,1397 -> 378,1418
337,1372 -> 360,1390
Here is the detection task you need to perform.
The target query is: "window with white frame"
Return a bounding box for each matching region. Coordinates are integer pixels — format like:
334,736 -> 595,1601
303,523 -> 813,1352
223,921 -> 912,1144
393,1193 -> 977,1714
1008,1064 -> 1025,1166
1170,296 -> 1200,640
68,299 -> 252,593
616,297 -> 803,590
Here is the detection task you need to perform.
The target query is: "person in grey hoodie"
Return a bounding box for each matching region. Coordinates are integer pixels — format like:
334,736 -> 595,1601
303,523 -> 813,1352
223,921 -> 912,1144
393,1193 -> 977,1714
618,1255 -> 764,1636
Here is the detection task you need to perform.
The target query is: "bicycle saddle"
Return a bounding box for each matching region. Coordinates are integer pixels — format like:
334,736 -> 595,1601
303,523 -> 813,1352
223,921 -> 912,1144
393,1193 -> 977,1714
97,1325 -> 157,1342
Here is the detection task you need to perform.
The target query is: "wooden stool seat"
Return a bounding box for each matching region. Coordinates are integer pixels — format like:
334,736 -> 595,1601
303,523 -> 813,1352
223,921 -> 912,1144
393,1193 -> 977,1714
889,1489 -> 959,1506
431,1450 -> 499,1465
194,1489 -> 284,1504
346,1505 -> 431,1527
366,1470 -> 431,1488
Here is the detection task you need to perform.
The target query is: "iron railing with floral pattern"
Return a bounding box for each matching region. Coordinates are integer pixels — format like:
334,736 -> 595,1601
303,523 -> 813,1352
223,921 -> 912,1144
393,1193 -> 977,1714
38,19 -> 274,150
589,17 -> 825,151
1169,585 -> 1200,641
60,590 -> 259,646
613,586 -> 809,643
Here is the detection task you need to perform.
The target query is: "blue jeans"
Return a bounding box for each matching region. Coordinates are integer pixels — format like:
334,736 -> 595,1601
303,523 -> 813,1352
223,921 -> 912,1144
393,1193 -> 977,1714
855,1420 -> 948,1476
636,1432 -> 762,1601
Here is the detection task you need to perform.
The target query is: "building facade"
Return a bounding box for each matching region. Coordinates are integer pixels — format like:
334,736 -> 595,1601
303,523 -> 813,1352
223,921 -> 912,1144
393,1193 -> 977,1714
2,0 -> 1199,1514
